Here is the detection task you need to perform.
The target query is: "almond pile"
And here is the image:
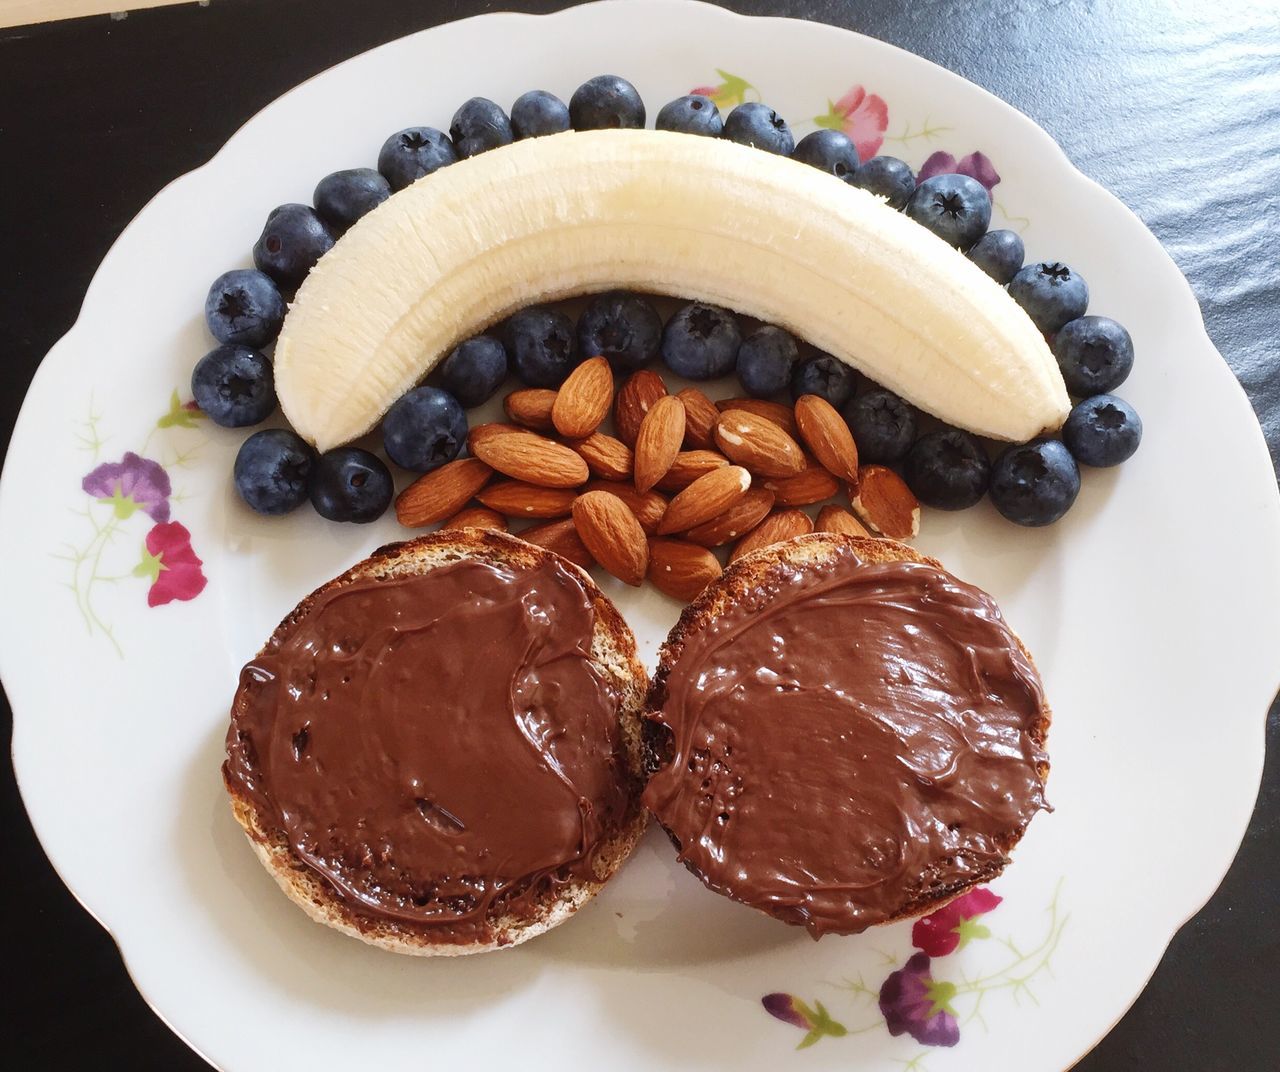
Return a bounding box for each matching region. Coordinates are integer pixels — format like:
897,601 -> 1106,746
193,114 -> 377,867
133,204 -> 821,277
396,368 -> 921,602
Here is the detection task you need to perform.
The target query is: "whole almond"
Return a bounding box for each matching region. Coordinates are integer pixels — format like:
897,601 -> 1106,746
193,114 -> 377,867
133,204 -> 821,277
685,487 -> 776,547
761,457 -> 841,506
614,369 -> 668,447
569,432 -> 633,481
572,491 -> 649,586
504,389 -> 558,432
816,504 -> 872,538
584,481 -> 667,535
470,427 -> 589,488
850,465 -> 920,539
794,394 -> 860,484
634,395 -> 687,493
730,509 -> 814,563
657,465 -> 752,535
477,480 -> 577,518
552,356 -> 614,438
676,387 -> 721,450
647,538 -> 723,602
440,506 -> 507,532
714,411 -> 807,478
656,449 -> 730,492
715,397 -> 798,436
519,518 -> 594,570
395,458 -> 493,528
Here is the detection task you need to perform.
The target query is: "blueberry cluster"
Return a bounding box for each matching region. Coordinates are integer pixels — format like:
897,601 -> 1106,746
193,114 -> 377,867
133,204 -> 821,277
193,74 -> 1142,528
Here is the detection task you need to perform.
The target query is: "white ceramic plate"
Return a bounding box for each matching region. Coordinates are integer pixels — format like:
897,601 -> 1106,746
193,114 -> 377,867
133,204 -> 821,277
3,3 -> 1278,1069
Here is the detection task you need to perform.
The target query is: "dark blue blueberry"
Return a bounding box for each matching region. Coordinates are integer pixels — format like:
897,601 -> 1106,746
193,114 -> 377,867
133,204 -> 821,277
1062,394 -> 1142,467
1009,262 -> 1090,335
736,326 -> 798,397
1052,316 -> 1134,396
569,75 -> 645,130
578,292 -> 662,370
511,89 -> 570,139
903,429 -> 991,509
506,306 -> 579,387
989,439 -> 1080,526
655,94 -> 723,137
661,303 -> 741,380
204,269 -> 284,348
309,448 -> 393,523
842,389 -> 918,464
191,344 -> 275,427
791,354 -> 857,408
450,97 -> 514,159
967,229 -> 1025,285
853,156 -> 915,209
438,335 -> 509,407
905,174 -> 992,251
722,102 -> 794,155
382,386 -> 468,473
234,429 -> 315,516
791,129 -> 860,183
252,204 -> 334,290
313,168 -> 390,231
377,127 -> 458,192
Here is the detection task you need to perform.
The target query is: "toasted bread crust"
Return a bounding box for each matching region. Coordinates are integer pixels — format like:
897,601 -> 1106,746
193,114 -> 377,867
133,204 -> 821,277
643,531 -> 1052,928
223,528 -> 649,956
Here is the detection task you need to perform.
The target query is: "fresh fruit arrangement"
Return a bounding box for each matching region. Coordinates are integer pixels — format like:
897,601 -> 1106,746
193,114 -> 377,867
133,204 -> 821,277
192,74 -> 1143,596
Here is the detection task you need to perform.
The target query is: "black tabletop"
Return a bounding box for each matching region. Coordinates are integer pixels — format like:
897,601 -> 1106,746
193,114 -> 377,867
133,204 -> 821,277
1,1 -> 1276,1068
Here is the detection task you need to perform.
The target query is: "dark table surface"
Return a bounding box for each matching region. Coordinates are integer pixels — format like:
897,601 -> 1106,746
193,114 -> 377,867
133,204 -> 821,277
1,1 -> 1276,1068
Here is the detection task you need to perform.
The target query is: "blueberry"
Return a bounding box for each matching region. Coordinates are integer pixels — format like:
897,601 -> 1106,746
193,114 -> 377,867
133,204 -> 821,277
989,439 -> 1080,526
722,102 -> 794,155
854,156 -> 915,209
204,269 -> 284,348
791,129 -> 860,183
191,344 -> 276,427
234,429 -> 315,516
310,448 -> 393,523
1009,262 -> 1089,335
655,94 -> 723,137
506,306 -> 579,387
578,292 -> 662,370
842,389 -> 918,464
1052,316 -> 1134,396
511,89 -> 570,139
905,174 -> 992,251
381,386 -> 468,473
737,326 -> 798,397
661,303 -> 741,380
450,97 -> 514,159
313,168 -> 390,231
252,204 -> 334,290
438,335 -> 509,407
569,75 -> 645,130
967,229 -> 1025,285
903,429 -> 991,509
377,127 -> 457,192
1062,394 -> 1142,467
791,354 -> 857,408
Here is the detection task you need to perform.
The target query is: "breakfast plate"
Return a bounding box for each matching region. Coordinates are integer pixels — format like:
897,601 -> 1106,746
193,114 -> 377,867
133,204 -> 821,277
2,2 -> 1278,1070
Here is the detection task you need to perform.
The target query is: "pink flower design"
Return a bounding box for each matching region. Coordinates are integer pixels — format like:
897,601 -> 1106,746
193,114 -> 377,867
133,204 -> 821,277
761,993 -> 848,1050
82,452 -> 171,522
690,69 -> 758,112
917,151 -> 1002,192
814,86 -> 889,161
912,886 -> 1003,957
133,521 -> 207,607
878,953 -> 960,1048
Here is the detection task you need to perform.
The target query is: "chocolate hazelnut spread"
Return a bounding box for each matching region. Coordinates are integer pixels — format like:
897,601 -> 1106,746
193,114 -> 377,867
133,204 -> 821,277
642,545 -> 1049,937
223,556 -> 632,942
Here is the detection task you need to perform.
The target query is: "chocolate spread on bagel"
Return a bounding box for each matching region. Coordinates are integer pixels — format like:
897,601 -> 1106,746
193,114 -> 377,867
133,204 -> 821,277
642,543 -> 1049,937
223,556 -> 632,942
